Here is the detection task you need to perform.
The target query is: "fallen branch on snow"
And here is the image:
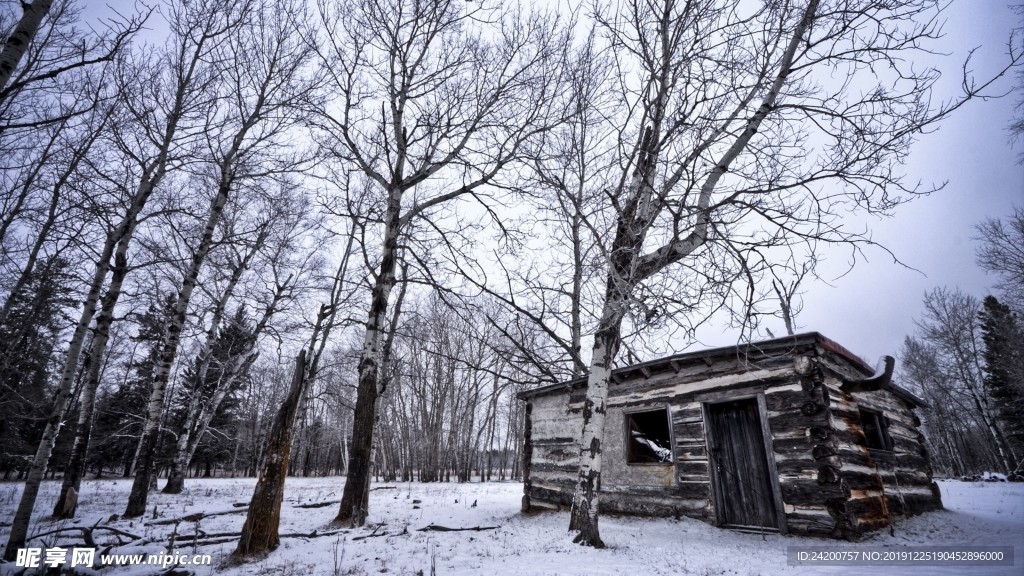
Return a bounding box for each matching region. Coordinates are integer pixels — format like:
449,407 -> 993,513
147,508 -> 248,526
416,524 -> 499,533
28,523 -> 143,548
293,500 -> 338,509
156,528 -> 352,548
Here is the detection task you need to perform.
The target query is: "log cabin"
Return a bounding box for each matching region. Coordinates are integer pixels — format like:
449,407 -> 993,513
518,332 -> 943,539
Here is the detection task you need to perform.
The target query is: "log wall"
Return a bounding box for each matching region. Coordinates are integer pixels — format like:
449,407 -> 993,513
835,384 -> 943,531
520,338 -> 941,539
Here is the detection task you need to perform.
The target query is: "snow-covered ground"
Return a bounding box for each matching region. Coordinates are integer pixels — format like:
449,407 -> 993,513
0,478 -> 1020,575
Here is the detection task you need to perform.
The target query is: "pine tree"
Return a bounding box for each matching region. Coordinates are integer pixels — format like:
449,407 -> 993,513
979,295 -> 1024,477
88,296 -> 172,477
165,307 -> 254,484
0,256 -> 76,478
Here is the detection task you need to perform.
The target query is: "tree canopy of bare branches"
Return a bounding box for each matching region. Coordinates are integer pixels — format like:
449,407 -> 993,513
551,0 -> 1021,547
309,0 -> 569,526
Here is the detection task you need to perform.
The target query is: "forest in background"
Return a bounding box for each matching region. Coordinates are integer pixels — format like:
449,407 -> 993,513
1,0 -> 1022,558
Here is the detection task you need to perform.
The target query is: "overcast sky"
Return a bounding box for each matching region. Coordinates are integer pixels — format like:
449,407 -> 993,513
693,0 -> 1024,366
87,0 -> 1022,369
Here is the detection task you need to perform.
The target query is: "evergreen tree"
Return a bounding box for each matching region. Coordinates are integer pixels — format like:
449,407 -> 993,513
167,307 -> 254,478
0,256 -> 76,478
88,295 -> 172,477
979,295 -> 1024,477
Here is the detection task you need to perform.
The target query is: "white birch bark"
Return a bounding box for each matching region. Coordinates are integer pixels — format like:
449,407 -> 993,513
124,141 -> 250,513
161,233 -> 265,493
125,7 -> 302,509
568,0 -> 821,547
165,271 -> 289,493
0,0 -> 53,98
2,123 -> 175,557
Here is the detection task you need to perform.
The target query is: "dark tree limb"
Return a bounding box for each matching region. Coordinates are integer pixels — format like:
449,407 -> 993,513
416,524 -> 500,533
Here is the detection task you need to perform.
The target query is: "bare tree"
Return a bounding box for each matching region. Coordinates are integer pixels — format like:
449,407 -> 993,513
0,0 -> 53,95
1,1 -> 146,559
473,28 -> 612,384
0,0 -> 143,370
8,0 -> 250,528
975,206 -> 1024,309
558,0 -> 1020,547
124,0 -> 317,515
900,335 -> 994,476
901,287 -> 1018,474
769,255 -> 817,337
232,212 -> 361,557
310,0 -> 567,525
162,185 -> 321,493
0,1 -> 140,112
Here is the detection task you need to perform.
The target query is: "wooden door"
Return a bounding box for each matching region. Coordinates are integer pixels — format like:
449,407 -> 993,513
706,398 -> 778,529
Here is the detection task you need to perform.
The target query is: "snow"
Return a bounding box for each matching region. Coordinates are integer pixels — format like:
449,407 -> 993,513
1,478 -> 1020,575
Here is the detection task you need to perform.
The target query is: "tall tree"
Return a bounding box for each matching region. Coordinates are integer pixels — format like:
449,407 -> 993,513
979,295 -> 1024,474
561,0 -> 1020,547
231,196 -> 360,558
311,0 -> 567,525
1,4 -> 148,560
909,288 -> 1016,473
975,207 -> 1024,309
124,0 -> 317,516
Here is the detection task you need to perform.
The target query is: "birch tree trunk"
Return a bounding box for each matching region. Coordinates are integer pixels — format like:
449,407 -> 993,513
317,0 -> 564,520
567,0 -> 819,546
0,0 -> 53,97
124,0 -> 313,511
52,239 -> 131,518
161,235 -> 265,493
336,212 -> 402,522
125,166 -> 242,516
165,274 -> 289,494
568,269 -> 629,547
163,352 -> 254,493
2,140 -> 169,558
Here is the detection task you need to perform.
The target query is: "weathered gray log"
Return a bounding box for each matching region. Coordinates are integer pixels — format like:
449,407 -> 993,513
417,524 -> 499,532
779,478 -> 844,504
147,508 -> 249,526
294,500 -> 339,509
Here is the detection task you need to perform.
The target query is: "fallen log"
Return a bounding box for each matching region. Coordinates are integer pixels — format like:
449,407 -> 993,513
294,500 -> 339,509
147,508 -> 248,526
416,524 -> 499,533
95,526 -> 143,541
351,524 -> 389,541
157,528 -> 352,549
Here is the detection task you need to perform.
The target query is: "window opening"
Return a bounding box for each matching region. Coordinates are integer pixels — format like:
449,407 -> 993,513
859,408 -> 892,451
626,409 -> 672,463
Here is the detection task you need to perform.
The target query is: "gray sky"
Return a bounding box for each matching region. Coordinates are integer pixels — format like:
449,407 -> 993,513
695,0 -> 1024,365
86,0 -> 1021,368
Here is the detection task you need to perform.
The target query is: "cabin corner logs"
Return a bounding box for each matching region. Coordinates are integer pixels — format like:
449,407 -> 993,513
518,333 -> 943,539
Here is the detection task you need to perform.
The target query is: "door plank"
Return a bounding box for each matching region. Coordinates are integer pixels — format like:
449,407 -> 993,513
708,399 -> 778,528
